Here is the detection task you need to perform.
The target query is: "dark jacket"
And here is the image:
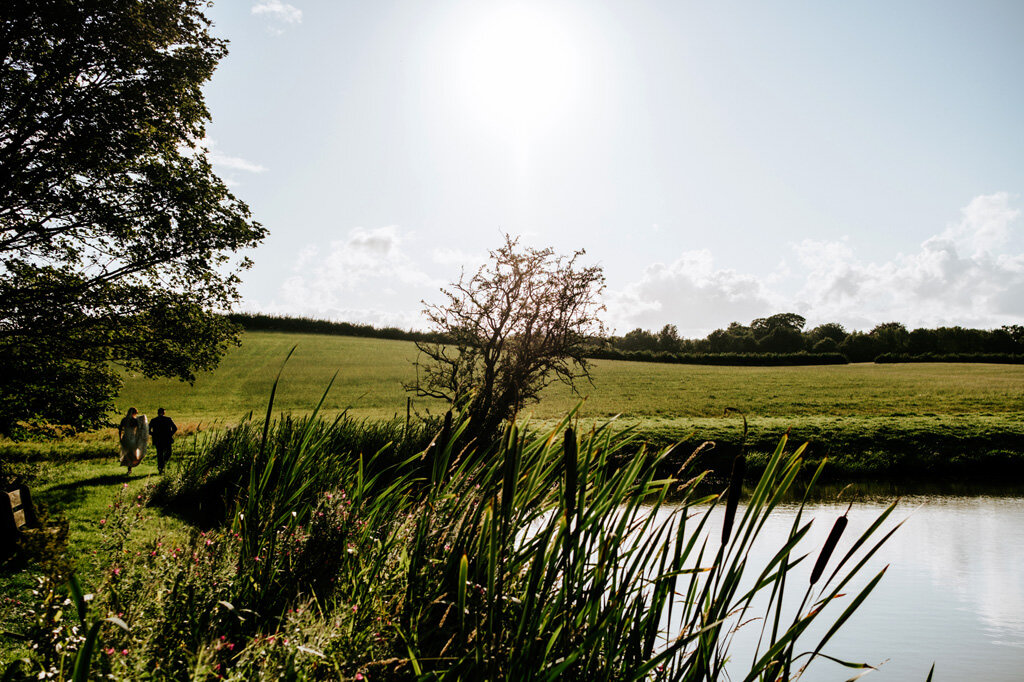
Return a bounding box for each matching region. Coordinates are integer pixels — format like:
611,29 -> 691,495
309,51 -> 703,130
150,415 -> 177,444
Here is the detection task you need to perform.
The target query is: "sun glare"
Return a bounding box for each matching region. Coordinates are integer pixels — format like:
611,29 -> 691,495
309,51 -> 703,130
455,4 -> 582,140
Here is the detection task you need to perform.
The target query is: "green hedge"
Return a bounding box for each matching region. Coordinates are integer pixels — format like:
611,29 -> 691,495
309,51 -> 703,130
585,348 -> 849,366
226,312 -> 445,343
875,352 -> 1024,364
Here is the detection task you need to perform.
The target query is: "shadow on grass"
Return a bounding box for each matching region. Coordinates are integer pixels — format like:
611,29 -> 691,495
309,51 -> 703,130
41,472 -> 142,509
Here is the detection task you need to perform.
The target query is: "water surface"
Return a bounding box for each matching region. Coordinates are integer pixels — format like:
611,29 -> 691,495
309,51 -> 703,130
663,487 -> 1024,681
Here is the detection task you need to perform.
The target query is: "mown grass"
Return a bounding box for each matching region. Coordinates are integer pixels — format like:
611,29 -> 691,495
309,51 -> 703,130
103,330 -> 1024,480
114,331 -> 1024,422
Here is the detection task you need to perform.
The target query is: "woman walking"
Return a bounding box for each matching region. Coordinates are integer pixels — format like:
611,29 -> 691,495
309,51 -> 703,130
118,407 -> 148,475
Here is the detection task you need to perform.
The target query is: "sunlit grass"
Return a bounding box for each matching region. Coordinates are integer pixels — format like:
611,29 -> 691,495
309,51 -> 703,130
115,331 -> 1024,424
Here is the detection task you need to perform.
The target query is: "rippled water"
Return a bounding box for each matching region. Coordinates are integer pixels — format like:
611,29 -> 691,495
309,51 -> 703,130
663,489 -> 1024,681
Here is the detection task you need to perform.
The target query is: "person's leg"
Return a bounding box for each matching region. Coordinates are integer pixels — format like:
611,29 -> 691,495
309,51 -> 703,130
157,444 -> 170,473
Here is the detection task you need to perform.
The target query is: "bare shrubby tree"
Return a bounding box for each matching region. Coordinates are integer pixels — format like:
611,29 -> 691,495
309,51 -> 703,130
410,235 -> 605,441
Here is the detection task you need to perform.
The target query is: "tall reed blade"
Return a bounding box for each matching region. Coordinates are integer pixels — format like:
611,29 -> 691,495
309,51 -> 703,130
564,427 -> 578,524
722,452 -> 746,545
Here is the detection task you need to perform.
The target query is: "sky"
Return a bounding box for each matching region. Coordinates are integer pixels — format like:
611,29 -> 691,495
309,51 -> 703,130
201,0 -> 1024,337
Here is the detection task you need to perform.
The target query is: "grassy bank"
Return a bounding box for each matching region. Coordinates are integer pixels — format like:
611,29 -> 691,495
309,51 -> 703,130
3,407 -> 903,680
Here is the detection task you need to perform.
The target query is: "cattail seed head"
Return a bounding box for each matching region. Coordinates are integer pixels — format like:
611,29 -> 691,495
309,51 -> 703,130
810,513 -> 848,585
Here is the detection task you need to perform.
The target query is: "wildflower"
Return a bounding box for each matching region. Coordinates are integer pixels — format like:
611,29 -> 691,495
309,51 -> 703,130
121,649 -> 129,656
99,519 -> 106,525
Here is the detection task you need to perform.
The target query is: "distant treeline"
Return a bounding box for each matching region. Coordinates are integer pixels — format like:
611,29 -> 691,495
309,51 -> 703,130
228,312 -> 1024,365
608,314 -> 1024,363
875,353 -> 1024,364
585,348 -> 849,366
226,312 -> 446,343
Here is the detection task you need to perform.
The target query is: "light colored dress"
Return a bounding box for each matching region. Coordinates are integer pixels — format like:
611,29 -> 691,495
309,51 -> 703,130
119,414 -> 149,467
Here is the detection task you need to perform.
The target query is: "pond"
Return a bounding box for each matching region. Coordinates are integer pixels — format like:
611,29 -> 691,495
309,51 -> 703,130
661,485 -> 1024,681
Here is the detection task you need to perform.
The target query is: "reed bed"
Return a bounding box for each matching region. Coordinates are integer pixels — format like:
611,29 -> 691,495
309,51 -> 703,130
7,376 -> 900,681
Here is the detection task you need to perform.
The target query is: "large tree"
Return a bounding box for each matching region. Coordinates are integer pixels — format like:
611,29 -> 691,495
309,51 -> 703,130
410,236 -> 605,442
0,0 -> 266,431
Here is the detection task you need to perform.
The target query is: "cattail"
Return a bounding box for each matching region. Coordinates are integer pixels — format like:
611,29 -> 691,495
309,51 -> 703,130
721,452 -> 746,545
810,507 -> 850,585
564,427 -> 578,522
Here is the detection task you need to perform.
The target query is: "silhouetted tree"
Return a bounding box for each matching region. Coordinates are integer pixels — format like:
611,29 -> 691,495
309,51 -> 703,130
657,324 -> 682,352
869,322 -> 910,354
751,313 -> 807,338
839,332 -> 878,362
807,322 -> 848,346
757,327 -> 805,353
707,322 -> 757,353
410,236 -> 605,442
812,337 -> 840,353
0,0 -> 265,432
619,328 -> 660,352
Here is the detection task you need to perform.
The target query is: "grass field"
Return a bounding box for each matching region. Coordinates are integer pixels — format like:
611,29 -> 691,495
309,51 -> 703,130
50,330 -> 1013,479
114,330 -> 1024,423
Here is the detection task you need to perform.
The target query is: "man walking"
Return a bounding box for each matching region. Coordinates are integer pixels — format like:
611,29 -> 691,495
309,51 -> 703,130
149,408 -> 178,474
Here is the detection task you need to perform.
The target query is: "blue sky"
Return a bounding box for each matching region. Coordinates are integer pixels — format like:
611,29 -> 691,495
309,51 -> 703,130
202,0 -> 1024,336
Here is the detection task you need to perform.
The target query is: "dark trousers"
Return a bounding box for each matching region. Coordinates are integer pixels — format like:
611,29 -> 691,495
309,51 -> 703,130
155,441 -> 172,473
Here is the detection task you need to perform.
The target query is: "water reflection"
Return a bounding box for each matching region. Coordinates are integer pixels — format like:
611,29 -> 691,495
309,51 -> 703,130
665,489 -> 1024,681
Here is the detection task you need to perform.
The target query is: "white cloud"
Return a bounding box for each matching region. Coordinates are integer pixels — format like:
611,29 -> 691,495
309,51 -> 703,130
612,193 -> 1024,335
793,193 -> 1024,328
606,250 -> 777,336
941,191 -> 1020,256
251,1 -> 302,33
183,138 -> 266,184
208,151 -> 267,174
268,227 -> 440,327
430,247 -> 488,269
180,138 -> 267,175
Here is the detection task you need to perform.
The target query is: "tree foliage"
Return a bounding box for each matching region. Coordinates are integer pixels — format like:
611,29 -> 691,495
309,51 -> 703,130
410,236 -> 605,441
0,0 -> 266,431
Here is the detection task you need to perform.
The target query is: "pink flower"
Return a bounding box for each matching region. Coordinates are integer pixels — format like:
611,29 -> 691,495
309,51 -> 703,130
99,518 -> 106,525
121,649 -> 129,656
355,674 -> 364,680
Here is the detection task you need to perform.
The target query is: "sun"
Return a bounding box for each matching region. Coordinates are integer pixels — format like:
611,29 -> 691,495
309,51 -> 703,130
455,4 -> 582,141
